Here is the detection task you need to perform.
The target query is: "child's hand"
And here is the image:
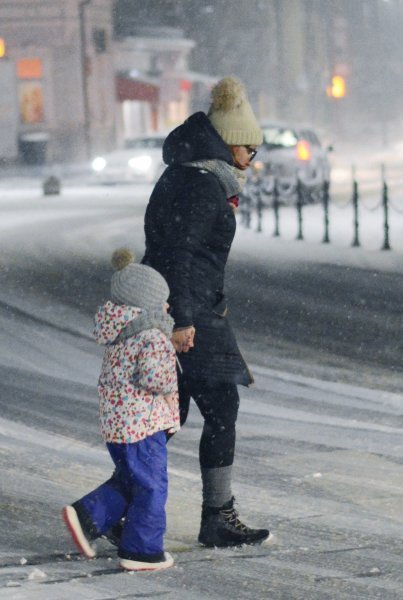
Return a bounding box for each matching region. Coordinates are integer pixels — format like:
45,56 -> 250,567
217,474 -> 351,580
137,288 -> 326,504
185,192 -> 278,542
165,392 -> 180,435
164,392 -> 177,413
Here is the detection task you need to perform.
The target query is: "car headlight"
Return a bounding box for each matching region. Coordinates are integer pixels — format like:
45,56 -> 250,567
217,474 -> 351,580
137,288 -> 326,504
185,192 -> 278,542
128,155 -> 152,174
92,157 -> 107,172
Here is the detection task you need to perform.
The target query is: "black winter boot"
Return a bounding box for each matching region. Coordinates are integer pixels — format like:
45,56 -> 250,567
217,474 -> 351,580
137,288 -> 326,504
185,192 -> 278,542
198,497 -> 270,548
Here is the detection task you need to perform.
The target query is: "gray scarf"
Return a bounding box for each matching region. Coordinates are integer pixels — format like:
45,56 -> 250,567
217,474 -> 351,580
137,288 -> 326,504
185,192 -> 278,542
182,159 -> 247,199
116,310 -> 174,343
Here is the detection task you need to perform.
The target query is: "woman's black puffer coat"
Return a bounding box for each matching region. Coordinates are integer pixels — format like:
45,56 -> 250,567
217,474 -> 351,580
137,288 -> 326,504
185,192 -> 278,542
142,112 -> 253,386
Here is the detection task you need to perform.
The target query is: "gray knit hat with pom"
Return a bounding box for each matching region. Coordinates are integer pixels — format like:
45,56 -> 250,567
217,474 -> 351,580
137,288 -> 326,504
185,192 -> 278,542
110,248 -> 169,310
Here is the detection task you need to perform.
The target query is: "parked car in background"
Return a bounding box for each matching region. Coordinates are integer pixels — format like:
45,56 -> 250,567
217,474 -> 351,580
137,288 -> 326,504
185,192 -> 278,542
250,122 -> 332,201
91,135 -> 166,183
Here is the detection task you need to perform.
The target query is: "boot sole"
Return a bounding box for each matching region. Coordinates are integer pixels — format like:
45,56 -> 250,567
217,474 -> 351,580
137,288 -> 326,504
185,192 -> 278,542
262,532 -> 275,546
199,531 -> 274,548
120,552 -> 174,571
62,505 -> 96,559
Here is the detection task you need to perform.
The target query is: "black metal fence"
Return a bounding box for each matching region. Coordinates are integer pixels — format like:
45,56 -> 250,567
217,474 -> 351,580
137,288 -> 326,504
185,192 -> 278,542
239,166 -> 403,251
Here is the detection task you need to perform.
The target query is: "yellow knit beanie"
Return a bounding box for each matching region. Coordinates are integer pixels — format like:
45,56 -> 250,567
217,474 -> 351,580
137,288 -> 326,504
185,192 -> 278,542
208,76 -> 263,146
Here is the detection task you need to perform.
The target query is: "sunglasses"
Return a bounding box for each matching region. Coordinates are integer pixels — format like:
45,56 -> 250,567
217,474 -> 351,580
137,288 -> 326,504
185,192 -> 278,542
244,146 -> 258,161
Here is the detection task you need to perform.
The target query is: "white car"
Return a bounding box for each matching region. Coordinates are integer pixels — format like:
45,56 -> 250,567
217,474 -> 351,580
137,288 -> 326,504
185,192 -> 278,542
91,135 -> 166,183
254,123 -> 332,189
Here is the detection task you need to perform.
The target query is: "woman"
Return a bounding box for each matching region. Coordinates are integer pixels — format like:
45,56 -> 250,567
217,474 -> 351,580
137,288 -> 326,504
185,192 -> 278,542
142,76 -> 270,547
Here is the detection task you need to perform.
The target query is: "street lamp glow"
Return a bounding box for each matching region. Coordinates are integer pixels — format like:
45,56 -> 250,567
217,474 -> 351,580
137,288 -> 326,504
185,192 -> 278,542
327,75 -> 346,99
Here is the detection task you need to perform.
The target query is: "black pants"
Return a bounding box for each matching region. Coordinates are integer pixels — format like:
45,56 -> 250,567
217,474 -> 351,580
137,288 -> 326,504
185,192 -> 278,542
178,376 -> 240,469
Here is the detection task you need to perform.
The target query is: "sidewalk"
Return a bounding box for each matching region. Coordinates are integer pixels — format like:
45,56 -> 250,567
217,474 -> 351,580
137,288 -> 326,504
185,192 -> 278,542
0,161 -> 93,190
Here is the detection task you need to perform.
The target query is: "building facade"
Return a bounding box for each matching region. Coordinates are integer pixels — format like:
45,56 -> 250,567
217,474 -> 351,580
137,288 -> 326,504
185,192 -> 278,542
0,0 -> 116,162
3,0 -> 399,163
0,0 -> 208,163
183,0 -> 403,143
114,27 -> 216,139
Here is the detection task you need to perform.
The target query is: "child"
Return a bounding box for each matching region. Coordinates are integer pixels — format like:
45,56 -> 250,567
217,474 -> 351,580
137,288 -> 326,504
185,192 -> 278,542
63,248 -> 180,571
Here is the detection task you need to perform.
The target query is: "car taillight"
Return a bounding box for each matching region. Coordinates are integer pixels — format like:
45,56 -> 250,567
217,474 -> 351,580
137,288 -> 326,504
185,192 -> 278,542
253,160 -> 264,171
296,140 -> 311,161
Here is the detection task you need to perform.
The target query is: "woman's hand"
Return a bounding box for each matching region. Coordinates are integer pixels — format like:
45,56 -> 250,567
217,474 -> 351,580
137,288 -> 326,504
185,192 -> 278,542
172,326 -> 195,353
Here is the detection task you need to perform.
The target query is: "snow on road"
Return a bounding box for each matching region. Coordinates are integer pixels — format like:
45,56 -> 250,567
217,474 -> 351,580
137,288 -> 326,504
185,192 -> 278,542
1,355 -> 402,597
0,181 -> 402,599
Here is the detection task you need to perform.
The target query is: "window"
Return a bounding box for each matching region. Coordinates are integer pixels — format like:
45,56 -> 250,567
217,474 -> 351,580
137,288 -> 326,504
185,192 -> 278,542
17,58 -> 44,123
300,130 -> 321,147
93,29 -> 107,53
19,83 -> 44,123
263,127 -> 298,148
17,58 -> 42,79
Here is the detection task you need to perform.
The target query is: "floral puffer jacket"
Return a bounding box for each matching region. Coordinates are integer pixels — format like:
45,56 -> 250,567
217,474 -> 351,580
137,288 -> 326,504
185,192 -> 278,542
94,301 -> 180,444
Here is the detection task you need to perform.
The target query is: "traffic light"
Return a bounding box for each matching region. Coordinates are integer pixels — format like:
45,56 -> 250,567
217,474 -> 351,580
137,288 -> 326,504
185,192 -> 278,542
326,75 -> 346,99
0,38 -> 6,58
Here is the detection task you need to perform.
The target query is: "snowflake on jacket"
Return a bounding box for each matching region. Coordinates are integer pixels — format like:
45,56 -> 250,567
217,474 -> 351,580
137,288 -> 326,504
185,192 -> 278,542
93,300 -> 180,444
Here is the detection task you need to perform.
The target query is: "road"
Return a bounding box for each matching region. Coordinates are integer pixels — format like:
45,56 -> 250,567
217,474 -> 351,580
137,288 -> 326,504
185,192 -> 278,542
0,182 -> 402,599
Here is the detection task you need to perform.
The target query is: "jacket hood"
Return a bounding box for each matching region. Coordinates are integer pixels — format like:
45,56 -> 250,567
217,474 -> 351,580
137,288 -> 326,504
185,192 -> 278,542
163,112 -> 233,166
93,301 -> 141,345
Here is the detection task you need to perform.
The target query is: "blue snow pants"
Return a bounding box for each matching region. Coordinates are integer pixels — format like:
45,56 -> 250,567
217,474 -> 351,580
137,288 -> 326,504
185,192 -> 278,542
73,431 -> 167,557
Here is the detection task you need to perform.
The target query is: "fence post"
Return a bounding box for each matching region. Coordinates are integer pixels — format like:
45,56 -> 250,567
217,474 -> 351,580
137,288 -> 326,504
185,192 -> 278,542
241,192 -> 251,229
273,178 -> 280,237
256,185 -> 263,233
351,166 -> 360,247
246,192 -> 252,229
322,179 -> 330,244
381,164 -> 391,251
296,179 -> 304,240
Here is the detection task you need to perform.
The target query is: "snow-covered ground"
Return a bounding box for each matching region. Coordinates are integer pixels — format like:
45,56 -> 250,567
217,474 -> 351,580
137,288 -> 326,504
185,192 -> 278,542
242,140 -> 403,257
241,192 -> 403,255
0,181 -> 402,599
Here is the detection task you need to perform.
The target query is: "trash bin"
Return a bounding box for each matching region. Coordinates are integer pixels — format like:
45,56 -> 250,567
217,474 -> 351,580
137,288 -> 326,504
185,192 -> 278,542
43,175 -> 61,196
19,132 -> 49,165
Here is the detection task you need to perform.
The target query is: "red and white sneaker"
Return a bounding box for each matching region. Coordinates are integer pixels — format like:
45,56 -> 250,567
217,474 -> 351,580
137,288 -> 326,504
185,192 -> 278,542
62,505 -> 96,559
120,551 -> 174,571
